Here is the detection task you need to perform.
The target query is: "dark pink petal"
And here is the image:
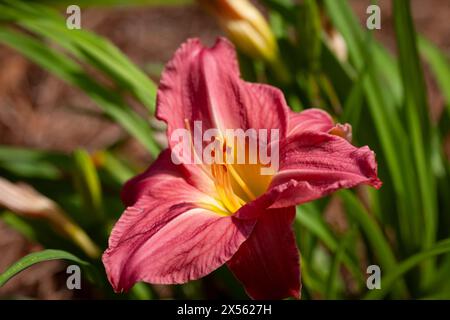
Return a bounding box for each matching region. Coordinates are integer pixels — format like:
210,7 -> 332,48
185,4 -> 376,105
268,131 -> 381,208
227,207 -> 300,300
288,108 -> 353,141
288,108 -> 334,136
239,82 -> 289,139
156,37 -> 289,193
104,150 -> 256,291
104,198 -> 254,291
121,149 -> 216,206
156,37 -> 289,143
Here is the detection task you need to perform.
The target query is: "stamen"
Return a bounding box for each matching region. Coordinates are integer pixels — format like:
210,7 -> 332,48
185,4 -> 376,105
222,141 -> 257,201
197,202 -> 230,217
226,164 -> 257,201
211,163 -> 244,213
182,121 -> 259,215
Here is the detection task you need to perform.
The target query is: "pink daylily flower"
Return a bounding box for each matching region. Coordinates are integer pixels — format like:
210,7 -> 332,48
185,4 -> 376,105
102,38 -> 381,299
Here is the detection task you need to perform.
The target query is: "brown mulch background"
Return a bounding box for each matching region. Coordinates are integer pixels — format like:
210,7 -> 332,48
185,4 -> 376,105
0,0 -> 449,299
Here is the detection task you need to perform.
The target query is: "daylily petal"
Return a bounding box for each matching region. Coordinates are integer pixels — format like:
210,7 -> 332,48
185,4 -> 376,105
268,131 -> 381,208
288,108 -> 353,142
288,108 -> 334,136
104,199 -> 255,292
156,37 -> 289,196
227,207 -> 300,300
105,150 -> 256,291
156,37 -> 289,141
121,149 -> 216,206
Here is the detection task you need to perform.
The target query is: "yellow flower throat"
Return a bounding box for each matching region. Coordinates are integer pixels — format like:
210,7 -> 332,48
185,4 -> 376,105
184,120 -> 269,216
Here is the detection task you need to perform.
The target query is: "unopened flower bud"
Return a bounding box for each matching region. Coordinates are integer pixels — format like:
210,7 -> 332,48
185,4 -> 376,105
198,0 -> 278,63
0,177 -> 100,258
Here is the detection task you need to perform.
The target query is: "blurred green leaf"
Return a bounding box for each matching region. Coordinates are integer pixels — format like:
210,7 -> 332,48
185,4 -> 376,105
364,238 -> 450,299
0,146 -> 69,180
419,36 -> 450,114
5,0 -> 157,113
0,249 -> 89,288
0,28 -> 160,156
73,149 -> 104,222
320,40 -> 355,105
325,228 -> 354,299
339,190 -> 397,271
339,190 -> 407,296
129,282 -> 154,300
296,0 -> 322,72
324,0 -> 407,195
393,0 -> 437,283
0,211 -> 38,242
325,0 -> 424,258
296,204 -> 364,288
261,0 -> 296,24
100,151 -> 135,184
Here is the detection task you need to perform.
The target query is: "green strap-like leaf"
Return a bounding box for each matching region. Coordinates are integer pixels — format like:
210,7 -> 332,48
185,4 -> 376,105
0,146 -> 70,180
339,191 -> 397,270
419,36 -> 450,114
323,0 -> 407,197
0,249 -> 89,288
339,190 -> 408,297
324,0 -> 425,259
73,149 -> 104,222
1,1 -> 157,113
296,204 -> 364,287
325,228 -> 355,299
0,28 -> 160,157
393,0 -> 438,284
364,239 -> 450,300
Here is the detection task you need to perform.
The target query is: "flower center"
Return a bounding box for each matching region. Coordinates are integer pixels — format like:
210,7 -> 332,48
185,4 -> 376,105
211,162 -> 244,213
184,120 -> 273,215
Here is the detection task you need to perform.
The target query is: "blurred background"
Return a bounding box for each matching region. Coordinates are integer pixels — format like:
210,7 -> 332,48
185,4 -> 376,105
0,0 -> 449,299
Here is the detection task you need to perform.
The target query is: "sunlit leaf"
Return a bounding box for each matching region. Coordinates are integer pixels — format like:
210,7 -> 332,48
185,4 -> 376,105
0,249 -> 89,288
